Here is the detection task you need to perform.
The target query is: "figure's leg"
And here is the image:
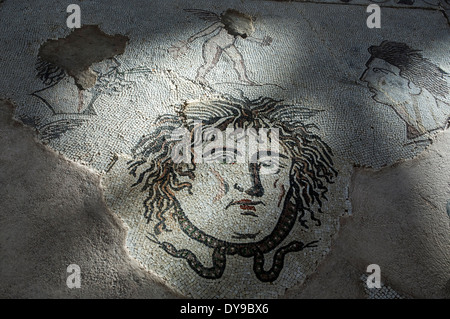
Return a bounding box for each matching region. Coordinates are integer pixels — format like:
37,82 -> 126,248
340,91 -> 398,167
196,40 -> 222,84
223,45 -> 256,85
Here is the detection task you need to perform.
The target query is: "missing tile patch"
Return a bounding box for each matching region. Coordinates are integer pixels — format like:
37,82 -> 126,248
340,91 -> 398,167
38,25 -> 128,90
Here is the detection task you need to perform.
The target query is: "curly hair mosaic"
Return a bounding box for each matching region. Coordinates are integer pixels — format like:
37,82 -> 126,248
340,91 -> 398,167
1,0 -> 448,298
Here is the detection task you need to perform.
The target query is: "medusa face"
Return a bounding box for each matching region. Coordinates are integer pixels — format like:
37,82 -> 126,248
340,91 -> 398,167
360,58 -> 420,106
175,126 -> 292,244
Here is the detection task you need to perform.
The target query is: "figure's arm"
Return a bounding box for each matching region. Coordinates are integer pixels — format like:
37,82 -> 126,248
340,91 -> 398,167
187,22 -> 222,43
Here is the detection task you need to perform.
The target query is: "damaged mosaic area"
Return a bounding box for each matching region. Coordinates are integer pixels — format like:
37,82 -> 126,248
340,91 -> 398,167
0,0 -> 448,298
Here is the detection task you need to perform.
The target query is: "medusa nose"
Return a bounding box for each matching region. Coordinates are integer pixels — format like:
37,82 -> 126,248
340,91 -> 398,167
233,163 -> 264,197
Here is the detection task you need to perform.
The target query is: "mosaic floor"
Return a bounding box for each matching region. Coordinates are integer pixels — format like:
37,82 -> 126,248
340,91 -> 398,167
1,0 -> 449,298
